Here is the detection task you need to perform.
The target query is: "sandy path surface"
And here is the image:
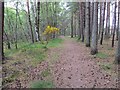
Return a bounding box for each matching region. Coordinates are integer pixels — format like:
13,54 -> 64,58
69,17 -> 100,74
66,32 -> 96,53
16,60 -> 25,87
50,36 -> 118,88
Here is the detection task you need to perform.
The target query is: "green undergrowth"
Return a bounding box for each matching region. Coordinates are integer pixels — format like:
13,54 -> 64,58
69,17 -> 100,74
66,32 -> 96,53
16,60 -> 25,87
3,38 -> 63,86
4,38 -> 63,67
41,69 -> 51,77
30,80 -> 54,88
47,38 -> 63,47
97,62 -> 114,75
96,52 -> 108,59
100,63 -> 112,70
4,38 -> 63,57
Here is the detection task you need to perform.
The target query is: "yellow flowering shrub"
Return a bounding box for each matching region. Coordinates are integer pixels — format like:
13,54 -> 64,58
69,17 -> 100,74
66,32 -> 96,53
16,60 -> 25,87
43,25 -> 59,35
43,25 -> 59,48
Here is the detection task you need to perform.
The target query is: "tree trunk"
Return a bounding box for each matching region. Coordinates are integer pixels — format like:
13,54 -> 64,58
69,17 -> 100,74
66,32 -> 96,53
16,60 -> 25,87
53,2 -> 57,38
15,2 -> 18,49
98,2 -> 102,39
85,2 -> 90,47
116,2 -> 119,41
4,32 -> 11,49
100,2 -> 106,45
27,0 -> 34,43
80,2 -> 85,42
91,2 -> 98,55
17,11 -> 28,42
82,2 -> 85,42
36,1 -> 40,41
90,2 -> 94,38
112,2 -> 117,47
0,2 -> 4,60
78,2 -> 81,40
71,12 -> 74,38
74,13 -> 77,37
105,2 -> 110,39
115,1 -> 120,64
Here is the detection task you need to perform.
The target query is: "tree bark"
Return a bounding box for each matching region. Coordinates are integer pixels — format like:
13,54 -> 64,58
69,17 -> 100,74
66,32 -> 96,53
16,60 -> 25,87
115,1 -> 120,64
90,2 -> 94,38
116,2 -> 119,41
71,12 -> 74,38
4,32 -> 11,49
27,0 -> 34,43
91,2 -> 98,55
85,2 -> 90,47
78,2 -> 81,40
105,2 -> 110,39
80,2 -> 85,42
36,1 -> 40,41
112,2 -> 117,47
100,2 -> 106,45
74,13 -> 76,37
15,2 -> 18,49
98,2 -> 102,39
0,2 -> 4,60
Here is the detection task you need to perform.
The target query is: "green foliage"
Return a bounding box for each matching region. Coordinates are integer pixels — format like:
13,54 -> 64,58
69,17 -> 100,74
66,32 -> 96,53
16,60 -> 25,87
3,71 -> 19,85
107,47 -> 113,50
101,63 -> 111,70
25,49 -> 45,65
4,38 -> 63,67
4,38 -> 63,57
96,52 -> 108,59
31,80 -> 54,88
47,38 -> 63,47
41,69 -> 51,77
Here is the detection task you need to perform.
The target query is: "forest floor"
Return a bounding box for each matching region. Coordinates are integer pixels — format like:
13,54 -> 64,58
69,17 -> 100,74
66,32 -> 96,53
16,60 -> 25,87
2,36 -> 119,88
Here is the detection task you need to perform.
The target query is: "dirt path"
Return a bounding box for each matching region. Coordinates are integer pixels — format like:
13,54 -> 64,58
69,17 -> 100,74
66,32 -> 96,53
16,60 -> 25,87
49,36 -> 118,88
3,36 -> 118,88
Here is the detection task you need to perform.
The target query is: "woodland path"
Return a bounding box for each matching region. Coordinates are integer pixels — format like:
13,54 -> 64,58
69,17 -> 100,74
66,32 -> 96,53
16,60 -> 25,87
49,36 -> 118,88
6,36 -> 118,88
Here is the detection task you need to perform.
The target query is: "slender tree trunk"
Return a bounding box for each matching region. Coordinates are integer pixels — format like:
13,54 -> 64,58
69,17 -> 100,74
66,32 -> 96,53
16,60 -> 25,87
17,11 -> 28,42
82,2 -> 85,42
31,1 -> 39,42
116,3 -> 119,41
112,2 -> 117,47
91,2 -> 98,55
71,12 -> 74,38
36,1 -> 40,41
100,2 -> 106,45
80,2 -> 85,42
105,2 -> 110,39
46,2 -> 49,25
4,32 -> 11,49
27,0 -> 34,43
15,2 -> 18,49
115,1 -> 120,64
78,2 -> 81,40
74,13 -> 77,37
53,2 -> 57,38
90,2 -> 94,38
85,2 -> 90,47
0,2 -> 4,60
98,2 -> 102,39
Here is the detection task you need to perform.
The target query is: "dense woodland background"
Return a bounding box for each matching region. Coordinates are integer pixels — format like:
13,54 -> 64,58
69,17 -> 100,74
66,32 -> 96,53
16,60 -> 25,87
0,0 -> 120,88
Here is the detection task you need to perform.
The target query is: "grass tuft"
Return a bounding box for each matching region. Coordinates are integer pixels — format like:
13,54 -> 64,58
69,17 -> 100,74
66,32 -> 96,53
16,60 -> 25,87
41,69 -> 51,77
101,64 -> 111,70
96,52 -> 108,59
31,80 -> 54,88
47,38 -> 63,47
